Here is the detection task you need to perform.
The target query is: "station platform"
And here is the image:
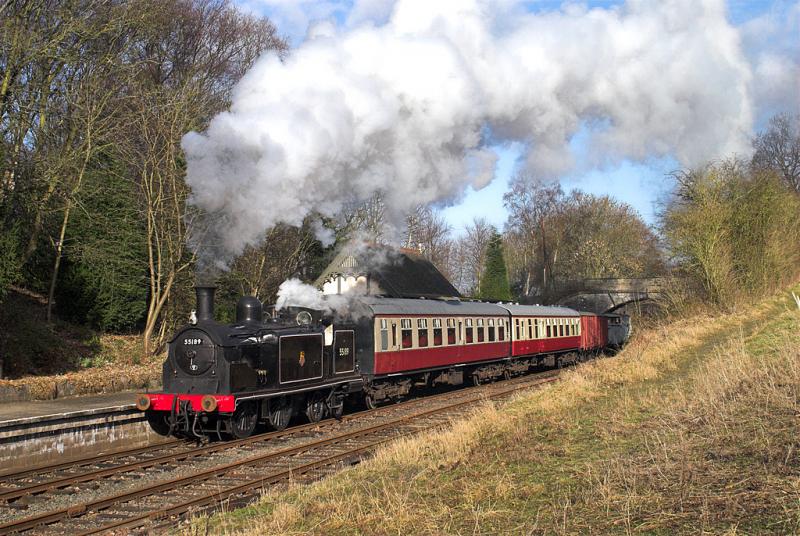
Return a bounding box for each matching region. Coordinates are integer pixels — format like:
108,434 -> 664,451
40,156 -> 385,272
0,391 -> 138,427
0,391 -> 163,473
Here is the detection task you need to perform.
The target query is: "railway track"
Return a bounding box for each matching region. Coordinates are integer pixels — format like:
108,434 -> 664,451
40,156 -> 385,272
0,370 -> 559,535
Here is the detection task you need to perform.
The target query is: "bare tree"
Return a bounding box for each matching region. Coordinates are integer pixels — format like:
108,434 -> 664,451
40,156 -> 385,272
229,224 -> 319,302
117,0 -> 288,353
0,0 -> 126,267
452,217 -> 493,295
752,112 -> 800,193
404,205 -> 454,278
504,174 -> 663,299
337,193 -> 388,244
43,5 -> 136,322
503,175 -> 565,294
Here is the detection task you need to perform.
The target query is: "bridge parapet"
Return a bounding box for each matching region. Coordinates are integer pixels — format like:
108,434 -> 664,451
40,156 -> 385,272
555,277 -> 667,314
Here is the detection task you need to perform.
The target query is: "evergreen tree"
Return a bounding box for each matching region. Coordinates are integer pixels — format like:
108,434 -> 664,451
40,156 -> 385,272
478,232 -> 512,302
55,158 -> 148,331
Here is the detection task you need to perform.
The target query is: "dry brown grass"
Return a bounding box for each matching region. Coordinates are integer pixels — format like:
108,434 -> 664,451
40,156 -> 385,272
0,333 -> 163,399
0,288 -> 164,398
184,287 -> 800,535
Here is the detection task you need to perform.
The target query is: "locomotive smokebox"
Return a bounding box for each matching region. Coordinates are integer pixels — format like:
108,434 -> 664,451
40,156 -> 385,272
195,285 -> 216,322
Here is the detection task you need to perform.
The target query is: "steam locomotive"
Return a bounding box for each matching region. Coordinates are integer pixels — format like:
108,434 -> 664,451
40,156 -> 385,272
136,286 -> 629,440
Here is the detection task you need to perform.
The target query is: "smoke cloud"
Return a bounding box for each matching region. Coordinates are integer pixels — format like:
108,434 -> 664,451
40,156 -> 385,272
182,0 -> 756,268
275,278 -> 370,319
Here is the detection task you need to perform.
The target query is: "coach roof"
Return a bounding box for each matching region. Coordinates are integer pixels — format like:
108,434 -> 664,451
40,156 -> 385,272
357,297 -> 581,318
495,304 -> 580,317
358,297 -> 507,316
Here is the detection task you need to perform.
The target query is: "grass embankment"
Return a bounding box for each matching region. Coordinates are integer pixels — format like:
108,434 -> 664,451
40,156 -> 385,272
188,286 -> 800,535
0,288 -> 162,400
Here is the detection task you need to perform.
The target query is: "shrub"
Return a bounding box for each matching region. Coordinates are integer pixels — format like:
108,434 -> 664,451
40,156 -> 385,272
661,160 -> 800,309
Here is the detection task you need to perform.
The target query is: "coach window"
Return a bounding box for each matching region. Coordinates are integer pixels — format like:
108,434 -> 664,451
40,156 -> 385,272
477,318 -> 485,342
499,320 -> 506,341
401,319 -> 413,349
418,318 -> 429,347
433,318 -> 443,346
546,320 -> 552,338
488,319 -> 495,342
447,318 -> 457,344
534,319 -> 541,339
560,320 -> 565,337
514,319 -> 520,339
465,318 -> 474,343
379,319 -> 389,351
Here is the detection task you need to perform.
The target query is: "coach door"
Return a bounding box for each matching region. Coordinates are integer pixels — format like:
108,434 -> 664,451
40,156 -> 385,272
333,330 -> 355,374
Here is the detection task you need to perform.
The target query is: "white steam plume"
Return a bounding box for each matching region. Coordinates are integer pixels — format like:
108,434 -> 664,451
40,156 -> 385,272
183,0 -> 755,268
275,278 -> 369,319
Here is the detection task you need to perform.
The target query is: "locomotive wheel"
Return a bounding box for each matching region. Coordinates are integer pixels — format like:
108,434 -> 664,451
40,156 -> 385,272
471,374 -> 481,387
268,397 -> 293,431
503,369 -> 511,381
305,393 -> 326,423
229,401 -> 258,439
364,394 -> 378,410
145,411 -> 171,437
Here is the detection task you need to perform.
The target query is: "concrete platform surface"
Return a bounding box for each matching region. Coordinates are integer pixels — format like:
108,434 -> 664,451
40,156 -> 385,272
0,391 -> 140,428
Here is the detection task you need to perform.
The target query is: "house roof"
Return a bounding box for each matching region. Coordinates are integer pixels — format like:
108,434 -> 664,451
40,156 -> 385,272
314,243 -> 461,299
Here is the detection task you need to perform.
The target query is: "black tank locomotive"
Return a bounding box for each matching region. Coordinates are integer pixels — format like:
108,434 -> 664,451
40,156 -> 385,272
137,287 -> 361,439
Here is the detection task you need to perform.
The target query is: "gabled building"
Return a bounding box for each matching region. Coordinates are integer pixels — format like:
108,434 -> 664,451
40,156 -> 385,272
314,243 -> 460,299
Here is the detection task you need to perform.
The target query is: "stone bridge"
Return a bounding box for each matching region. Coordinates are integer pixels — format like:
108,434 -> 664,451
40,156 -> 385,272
554,277 -> 667,314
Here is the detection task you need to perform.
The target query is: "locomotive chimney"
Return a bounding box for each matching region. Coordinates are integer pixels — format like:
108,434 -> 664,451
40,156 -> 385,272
195,285 -> 216,322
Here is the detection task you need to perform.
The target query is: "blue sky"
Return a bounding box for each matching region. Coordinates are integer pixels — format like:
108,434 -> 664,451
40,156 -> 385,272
233,0 -> 798,234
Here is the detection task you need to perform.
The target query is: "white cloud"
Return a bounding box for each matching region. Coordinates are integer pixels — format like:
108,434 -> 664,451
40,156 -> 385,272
740,1 -> 800,119
185,0 -> 758,269
346,0 -> 396,26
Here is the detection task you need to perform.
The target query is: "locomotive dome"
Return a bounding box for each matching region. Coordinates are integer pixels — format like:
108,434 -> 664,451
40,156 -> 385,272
236,295 -> 263,323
